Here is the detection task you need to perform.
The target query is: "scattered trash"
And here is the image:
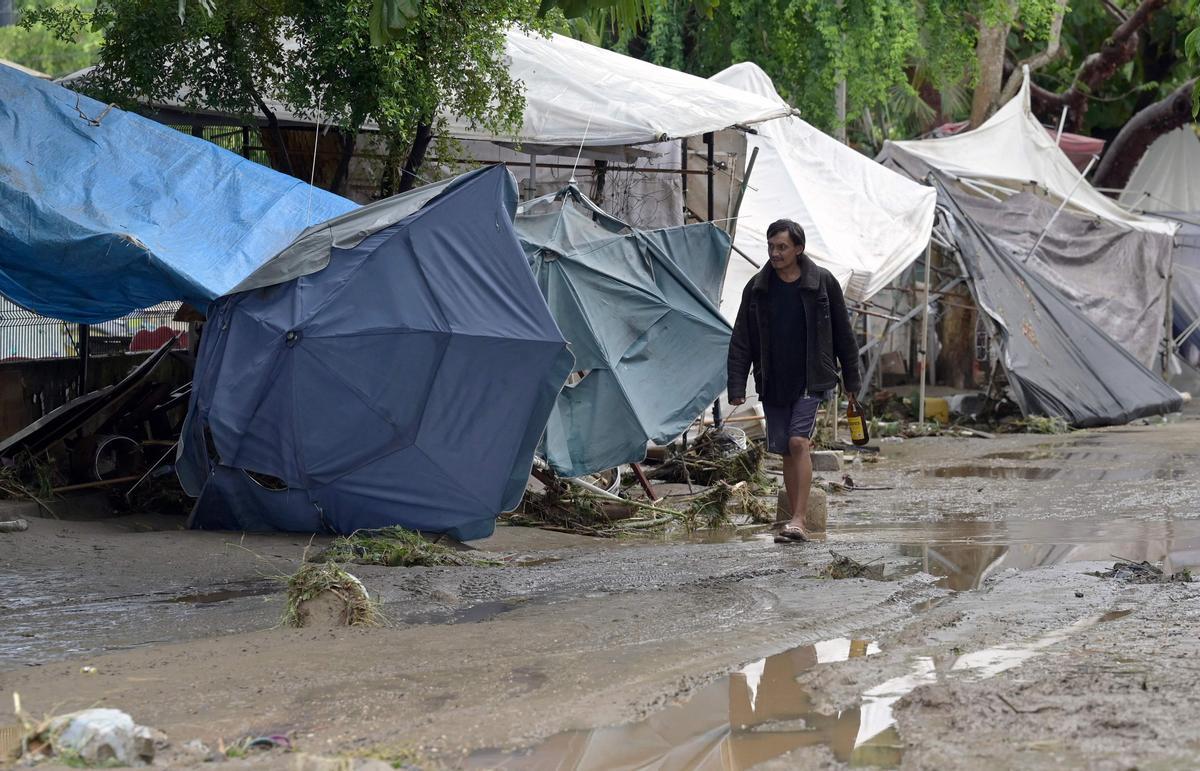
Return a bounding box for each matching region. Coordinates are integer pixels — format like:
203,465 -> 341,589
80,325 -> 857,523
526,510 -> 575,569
822,551 -> 884,580
0,518 -> 28,533
1087,558 -> 1192,584
308,526 -> 500,568
282,564 -> 382,628
652,428 -> 764,487
20,708 -> 166,766
681,480 -> 773,529
1074,591 -> 1085,598
79,665 -> 97,674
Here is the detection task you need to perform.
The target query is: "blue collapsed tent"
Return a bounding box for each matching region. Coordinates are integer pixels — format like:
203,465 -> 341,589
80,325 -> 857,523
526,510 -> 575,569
178,166 -> 574,540
515,187 -> 732,477
0,62 -> 356,323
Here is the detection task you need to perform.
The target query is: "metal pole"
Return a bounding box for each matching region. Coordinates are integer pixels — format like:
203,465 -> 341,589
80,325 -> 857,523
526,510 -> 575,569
78,323 -> 90,395
1164,257 -> 1174,379
1054,105 -> 1069,146
705,131 -> 723,429
1027,155 -> 1099,260
527,154 -> 537,201
918,245 -> 931,424
727,146 -> 759,243
681,138 -> 688,215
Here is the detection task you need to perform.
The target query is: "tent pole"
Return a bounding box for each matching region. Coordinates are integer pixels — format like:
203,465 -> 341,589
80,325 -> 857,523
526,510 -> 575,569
1026,154 -> 1099,260
705,131 -> 724,429
727,146 -> 759,243
526,154 -> 537,201
78,323 -> 90,395
1165,257 -> 1174,379
918,244 -> 931,424
1054,105 -> 1068,146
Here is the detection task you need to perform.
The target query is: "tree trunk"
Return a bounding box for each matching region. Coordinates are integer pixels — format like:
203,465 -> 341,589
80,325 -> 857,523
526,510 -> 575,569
397,121 -> 433,194
969,2 -> 1016,127
1022,0 -> 1169,131
1092,79 -> 1197,192
329,130 -> 356,196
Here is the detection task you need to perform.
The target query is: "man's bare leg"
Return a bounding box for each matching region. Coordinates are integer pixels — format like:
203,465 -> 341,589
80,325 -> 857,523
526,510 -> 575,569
782,436 -> 812,537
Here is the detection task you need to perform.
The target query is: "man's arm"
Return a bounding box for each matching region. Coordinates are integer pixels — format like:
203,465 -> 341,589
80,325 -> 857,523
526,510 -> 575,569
827,278 -> 862,394
727,289 -> 753,404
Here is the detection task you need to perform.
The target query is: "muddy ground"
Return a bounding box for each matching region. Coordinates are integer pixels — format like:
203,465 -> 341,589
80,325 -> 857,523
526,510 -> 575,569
3,410 -> 1200,770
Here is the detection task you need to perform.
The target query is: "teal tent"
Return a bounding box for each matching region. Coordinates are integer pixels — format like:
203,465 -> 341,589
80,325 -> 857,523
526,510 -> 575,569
516,187 -> 732,477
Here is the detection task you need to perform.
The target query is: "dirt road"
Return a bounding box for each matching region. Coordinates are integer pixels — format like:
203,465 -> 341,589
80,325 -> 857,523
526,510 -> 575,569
3,412 -> 1199,769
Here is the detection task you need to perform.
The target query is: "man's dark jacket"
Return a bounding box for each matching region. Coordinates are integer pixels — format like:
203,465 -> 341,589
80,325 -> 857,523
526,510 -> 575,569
727,255 -> 861,402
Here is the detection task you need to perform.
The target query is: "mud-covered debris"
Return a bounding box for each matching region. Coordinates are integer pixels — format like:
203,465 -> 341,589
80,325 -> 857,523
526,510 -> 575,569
282,564 -> 382,628
309,526 -> 499,568
1087,559 -> 1193,584
822,551 -> 884,580
0,518 -> 27,533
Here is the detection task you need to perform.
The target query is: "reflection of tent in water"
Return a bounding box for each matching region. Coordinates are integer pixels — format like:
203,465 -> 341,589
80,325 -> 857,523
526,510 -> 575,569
179,166 -> 573,540
467,638 -> 897,770
515,186 -> 732,478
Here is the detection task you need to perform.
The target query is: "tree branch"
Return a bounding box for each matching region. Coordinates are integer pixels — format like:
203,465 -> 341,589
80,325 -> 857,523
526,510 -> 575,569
999,0 -> 1068,104
1092,78 -> 1197,192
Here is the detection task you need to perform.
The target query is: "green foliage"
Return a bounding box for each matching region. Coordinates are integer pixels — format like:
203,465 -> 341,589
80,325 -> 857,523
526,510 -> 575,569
2,0 -> 101,77
309,525 -> 502,567
24,0 -> 539,179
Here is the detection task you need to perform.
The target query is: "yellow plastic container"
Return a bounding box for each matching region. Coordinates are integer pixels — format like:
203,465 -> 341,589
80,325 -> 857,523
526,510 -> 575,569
924,397 -> 950,425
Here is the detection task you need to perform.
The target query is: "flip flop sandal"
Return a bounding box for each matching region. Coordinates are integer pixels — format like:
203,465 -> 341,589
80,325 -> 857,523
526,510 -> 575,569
780,527 -> 811,542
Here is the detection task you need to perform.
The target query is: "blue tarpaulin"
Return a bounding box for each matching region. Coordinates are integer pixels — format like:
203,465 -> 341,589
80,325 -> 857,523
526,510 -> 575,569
0,63 -> 356,323
179,166 -> 573,540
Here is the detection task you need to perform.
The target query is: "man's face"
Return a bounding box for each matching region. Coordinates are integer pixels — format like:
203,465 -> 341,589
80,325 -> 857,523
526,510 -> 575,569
768,231 -> 803,273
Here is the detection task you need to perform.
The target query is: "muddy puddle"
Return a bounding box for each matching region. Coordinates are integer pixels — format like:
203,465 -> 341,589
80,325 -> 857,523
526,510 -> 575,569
466,604 -> 1152,771
465,637 -> 900,770
830,518 -> 1200,590
926,464 -> 1186,481
0,575 -> 282,666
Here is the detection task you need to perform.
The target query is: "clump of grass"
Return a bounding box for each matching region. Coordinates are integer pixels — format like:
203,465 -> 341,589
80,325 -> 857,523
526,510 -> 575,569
308,526 -> 500,568
281,563 -> 382,628
1006,415 -> 1072,434
680,480 -> 773,531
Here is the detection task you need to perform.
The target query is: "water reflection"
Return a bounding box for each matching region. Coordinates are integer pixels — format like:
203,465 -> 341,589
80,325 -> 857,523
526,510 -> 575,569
466,637 -> 899,770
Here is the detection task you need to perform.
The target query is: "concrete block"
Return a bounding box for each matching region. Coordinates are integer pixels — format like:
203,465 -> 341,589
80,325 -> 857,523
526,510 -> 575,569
810,451 -> 842,472
775,485 -> 827,533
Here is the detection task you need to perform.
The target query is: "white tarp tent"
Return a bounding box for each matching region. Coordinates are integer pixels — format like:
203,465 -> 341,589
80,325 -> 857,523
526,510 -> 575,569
883,69 -> 1176,237
446,31 -> 793,148
1119,126 -> 1200,214
60,28 -> 791,148
708,63 -> 937,319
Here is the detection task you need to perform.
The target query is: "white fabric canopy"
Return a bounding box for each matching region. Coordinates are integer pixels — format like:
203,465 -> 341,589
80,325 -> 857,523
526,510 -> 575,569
885,69 -> 1176,237
446,31 -> 793,148
708,63 -> 936,316
1119,126 -> 1200,214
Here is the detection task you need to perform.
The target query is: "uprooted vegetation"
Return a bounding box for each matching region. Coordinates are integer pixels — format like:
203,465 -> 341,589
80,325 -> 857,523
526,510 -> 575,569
282,563 -> 383,628
509,431 -> 776,537
307,526 -> 501,567
1087,558 -> 1193,584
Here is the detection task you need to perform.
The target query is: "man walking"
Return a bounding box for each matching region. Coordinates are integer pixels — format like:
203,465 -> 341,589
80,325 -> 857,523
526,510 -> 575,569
726,219 -> 861,541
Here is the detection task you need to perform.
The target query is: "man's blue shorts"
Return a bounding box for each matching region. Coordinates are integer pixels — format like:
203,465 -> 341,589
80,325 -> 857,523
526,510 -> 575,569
763,393 -> 826,455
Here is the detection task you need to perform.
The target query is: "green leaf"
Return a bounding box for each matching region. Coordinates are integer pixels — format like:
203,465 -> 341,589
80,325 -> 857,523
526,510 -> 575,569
369,0 -> 420,46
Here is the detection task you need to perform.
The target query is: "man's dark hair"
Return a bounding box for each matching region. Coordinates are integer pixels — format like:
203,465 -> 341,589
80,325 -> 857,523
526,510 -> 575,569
766,219 -> 806,250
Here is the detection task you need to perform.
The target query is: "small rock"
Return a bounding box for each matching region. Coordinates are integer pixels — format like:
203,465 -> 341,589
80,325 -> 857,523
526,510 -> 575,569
0,519 -> 28,533
1074,591 -> 1084,598
355,760 -> 396,771
810,451 -> 842,472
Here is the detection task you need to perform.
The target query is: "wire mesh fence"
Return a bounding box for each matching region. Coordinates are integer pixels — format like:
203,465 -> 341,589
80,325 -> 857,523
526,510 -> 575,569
0,299 -> 188,362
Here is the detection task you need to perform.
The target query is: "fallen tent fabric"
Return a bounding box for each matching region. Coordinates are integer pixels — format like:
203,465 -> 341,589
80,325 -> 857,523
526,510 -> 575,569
1119,126 -> 1200,214
178,166 -> 573,539
880,68 -> 1175,237
515,186 -> 732,478
0,62 -> 356,323
708,63 -> 936,315
933,174 -> 1181,427
884,142 -> 1173,368
1155,213 -> 1200,359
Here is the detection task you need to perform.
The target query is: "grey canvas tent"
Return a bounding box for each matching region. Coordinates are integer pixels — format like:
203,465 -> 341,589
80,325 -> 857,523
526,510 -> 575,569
879,144 -> 1174,370
931,173 -> 1181,426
